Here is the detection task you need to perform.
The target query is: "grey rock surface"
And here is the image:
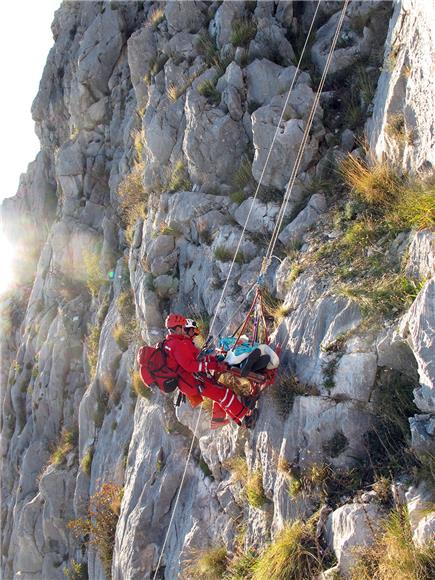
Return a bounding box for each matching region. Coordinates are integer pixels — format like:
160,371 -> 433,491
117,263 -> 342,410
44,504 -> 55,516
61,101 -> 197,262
1,2 -> 433,580
326,503 -> 383,578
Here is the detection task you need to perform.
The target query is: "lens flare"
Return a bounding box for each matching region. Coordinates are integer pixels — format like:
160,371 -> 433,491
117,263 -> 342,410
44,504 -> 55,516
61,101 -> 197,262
0,233 -> 17,294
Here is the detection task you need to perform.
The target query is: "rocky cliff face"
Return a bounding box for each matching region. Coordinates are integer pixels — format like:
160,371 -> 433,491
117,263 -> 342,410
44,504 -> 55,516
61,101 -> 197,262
1,2 -> 433,579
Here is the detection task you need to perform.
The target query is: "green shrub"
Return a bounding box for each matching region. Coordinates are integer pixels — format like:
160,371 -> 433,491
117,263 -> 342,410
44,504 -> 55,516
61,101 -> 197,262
246,470 -> 266,509
63,560 -> 88,580
338,274 -> 424,318
231,19 -> 257,47
68,483 -> 123,578
81,446 -> 93,475
287,475 -> 302,498
197,79 -> 220,104
252,520 -> 320,579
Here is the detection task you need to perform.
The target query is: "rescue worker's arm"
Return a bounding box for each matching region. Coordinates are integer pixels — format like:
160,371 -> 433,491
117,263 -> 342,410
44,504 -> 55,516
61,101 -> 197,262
172,340 -> 220,374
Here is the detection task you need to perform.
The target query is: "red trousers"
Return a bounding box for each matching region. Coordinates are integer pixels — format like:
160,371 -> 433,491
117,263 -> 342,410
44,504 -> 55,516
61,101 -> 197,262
177,372 -> 249,427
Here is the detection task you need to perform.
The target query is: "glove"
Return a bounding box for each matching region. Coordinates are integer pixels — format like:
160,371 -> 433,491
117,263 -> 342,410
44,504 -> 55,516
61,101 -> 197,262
200,355 -> 226,374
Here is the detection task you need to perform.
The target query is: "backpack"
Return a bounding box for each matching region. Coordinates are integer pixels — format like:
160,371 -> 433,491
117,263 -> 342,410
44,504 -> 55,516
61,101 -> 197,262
137,341 -> 179,393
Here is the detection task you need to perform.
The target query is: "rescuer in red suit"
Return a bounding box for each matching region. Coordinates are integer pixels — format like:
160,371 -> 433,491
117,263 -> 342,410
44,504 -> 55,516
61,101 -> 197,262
163,314 -> 257,428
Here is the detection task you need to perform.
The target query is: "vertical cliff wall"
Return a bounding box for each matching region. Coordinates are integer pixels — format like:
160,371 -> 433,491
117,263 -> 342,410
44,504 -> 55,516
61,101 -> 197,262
1,2 -> 433,579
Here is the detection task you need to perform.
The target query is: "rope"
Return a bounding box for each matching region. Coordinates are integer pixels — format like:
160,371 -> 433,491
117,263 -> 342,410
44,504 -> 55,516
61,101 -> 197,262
153,1 -> 351,573
207,0 -> 322,340
261,0 -> 350,274
152,407 -> 203,580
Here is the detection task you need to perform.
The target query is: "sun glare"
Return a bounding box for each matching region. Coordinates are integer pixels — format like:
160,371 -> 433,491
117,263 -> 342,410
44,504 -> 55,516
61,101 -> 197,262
0,234 -> 17,295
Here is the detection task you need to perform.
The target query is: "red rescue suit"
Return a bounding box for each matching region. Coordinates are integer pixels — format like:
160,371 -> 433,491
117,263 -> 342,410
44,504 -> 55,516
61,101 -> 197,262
164,333 -> 250,426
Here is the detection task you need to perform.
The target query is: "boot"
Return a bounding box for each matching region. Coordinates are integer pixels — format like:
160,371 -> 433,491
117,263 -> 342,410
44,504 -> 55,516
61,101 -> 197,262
251,354 -> 270,373
240,349 -> 261,377
241,394 -> 257,410
243,408 -> 258,429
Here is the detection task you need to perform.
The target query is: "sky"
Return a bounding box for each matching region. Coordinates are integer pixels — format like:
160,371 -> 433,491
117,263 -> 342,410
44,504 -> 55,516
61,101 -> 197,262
0,0 -> 60,293
0,0 -> 61,203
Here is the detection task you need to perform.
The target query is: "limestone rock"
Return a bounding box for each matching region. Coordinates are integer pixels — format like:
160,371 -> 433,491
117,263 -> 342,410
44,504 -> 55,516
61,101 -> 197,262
367,0 -> 434,172
400,280 -> 435,416
246,59 -> 310,108
278,194 -> 327,247
165,0 -> 208,34
332,353 -> 377,402
183,86 -> 249,190
211,1 -> 245,49
406,482 -> 435,547
233,197 -> 280,234
326,503 -> 383,577
252,112 -> 319,190
405,231 -> 435,281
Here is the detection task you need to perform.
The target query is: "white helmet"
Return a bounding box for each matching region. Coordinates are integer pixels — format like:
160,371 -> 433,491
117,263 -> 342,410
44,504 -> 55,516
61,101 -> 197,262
184,318 -> 200,335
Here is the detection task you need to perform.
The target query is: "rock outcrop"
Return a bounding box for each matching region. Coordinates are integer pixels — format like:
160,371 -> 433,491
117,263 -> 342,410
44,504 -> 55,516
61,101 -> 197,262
1,2 -> 433,579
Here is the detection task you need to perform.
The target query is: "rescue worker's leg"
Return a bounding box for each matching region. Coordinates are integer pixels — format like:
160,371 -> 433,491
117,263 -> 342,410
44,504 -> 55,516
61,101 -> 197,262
176,373 -> 253,426
211,402 -> 230,429
199,377 -> 251,424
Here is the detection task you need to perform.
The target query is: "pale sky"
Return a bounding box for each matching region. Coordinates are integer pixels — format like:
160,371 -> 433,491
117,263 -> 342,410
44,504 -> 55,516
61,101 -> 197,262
0,0 -> 60,294
0,0 -> 61,202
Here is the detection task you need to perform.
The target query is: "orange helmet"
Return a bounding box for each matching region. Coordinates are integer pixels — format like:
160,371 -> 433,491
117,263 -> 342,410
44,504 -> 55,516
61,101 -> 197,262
165,313 -> 187,329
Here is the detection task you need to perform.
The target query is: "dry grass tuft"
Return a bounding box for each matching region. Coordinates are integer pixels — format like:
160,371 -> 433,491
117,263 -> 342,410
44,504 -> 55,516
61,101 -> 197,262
86,323 -> 101,379
50,427 -> 78,466
131,370 -> 151,399
231,19 -> 257,47
83,250 -> 107,298
184,546 -> 228,580
147,7 -> 165,30
252,520 -> 320,580
246,469 -> 267,508
340,155 -> 402,208
350,507 -> 435,580
225,455 -> 248,484
117,163 -> 147,245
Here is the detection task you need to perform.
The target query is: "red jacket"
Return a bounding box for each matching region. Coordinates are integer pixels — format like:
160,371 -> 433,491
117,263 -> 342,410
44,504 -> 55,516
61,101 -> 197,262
164,333 -> 204,375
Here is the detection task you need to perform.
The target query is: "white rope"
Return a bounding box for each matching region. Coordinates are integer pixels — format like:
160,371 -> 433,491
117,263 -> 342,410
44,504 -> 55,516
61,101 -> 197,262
152,2 -> 351,573
152,407 -> 203,580
207,0 -> 322,340
262,0 -> 350,270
